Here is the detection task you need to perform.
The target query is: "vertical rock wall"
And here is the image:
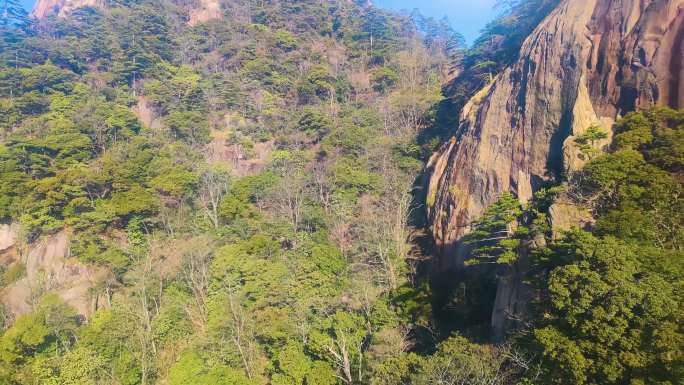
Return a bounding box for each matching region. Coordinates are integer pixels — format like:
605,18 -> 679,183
426,0 -> 684,268
426,0 -> 683,340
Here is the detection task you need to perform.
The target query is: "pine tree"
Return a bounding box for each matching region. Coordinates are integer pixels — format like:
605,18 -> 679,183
463,192 -> 526,265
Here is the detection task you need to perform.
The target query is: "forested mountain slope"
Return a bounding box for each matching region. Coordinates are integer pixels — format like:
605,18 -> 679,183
0,0 -> 681,384
0,0 -> 464,383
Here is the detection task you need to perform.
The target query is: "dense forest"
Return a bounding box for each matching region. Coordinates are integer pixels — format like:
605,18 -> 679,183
0,0 -> 682,384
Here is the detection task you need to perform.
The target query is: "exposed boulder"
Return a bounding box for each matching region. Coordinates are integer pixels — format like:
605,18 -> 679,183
188,0 -> 222,26
1,231 -> 106,322
0,223 -> 19,255
548,198 -> 595,238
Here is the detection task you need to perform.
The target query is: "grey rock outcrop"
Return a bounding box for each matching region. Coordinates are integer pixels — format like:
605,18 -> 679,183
0,224 -> 19,254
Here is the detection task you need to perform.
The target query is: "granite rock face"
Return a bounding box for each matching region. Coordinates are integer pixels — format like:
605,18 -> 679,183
0,231 -> 106,322
426,0 -> 684,269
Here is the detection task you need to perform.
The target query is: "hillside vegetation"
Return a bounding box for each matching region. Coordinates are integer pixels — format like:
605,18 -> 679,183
0,0 -> 682,385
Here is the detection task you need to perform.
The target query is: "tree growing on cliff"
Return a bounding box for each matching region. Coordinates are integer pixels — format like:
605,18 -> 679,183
574,124 -> 608,160
464,192 -> 526,266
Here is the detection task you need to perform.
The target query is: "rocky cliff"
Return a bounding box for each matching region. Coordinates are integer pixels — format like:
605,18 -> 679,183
0,228 -> 106,323
426,0 -> 684,268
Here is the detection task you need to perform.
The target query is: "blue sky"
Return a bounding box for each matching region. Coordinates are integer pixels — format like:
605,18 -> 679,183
19,0 -> 498,43
20,0 -> 34,12
376,0 -> 499,43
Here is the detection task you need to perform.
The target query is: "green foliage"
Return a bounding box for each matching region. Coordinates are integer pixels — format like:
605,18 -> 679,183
71,232 -> 130,274
296,108 -> 332,137
372,335 -> 527,385
164,110 -> 210,144
79,309 -> 143,385
0,1 -> 567,384
153,284 -> 193,343
219,194 -> 256,223
371,67 -> 399,93
332,157 -> 379,193
1,262 -> 25,286
532,231 -> 683,385
527,108 -> 684,384
577,110 -> 684,248
574,124 -> 608,159
270,341 -> 335,385
144,63 -> 205,113
0,62 -> 73,97
57,346 -> 107,385
614,107 -> 684,173
0,296 -> 78,383
169,350 -> 255,385
299,65 -> 334,102
274,29 -> 298,51
309,310 -> 369,384
464,192 -> 526,266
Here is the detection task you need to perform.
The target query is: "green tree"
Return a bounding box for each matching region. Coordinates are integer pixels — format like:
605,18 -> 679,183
464,192 -> 526,265
310,311 -> 369,385
58,346 -> 107,385
169,350 -> 255,385
164,111 -> 210,145
411,335 -> 527,385
532,231 -> 683,385
574,124 -> 608,160
371,67 -> 399,93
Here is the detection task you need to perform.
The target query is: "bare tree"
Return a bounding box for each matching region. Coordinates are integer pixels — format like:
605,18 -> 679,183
219,280 -> 258,380
180,238 -> 214,329
327,332 -> 355,384
198,164 -> 231,229
266,152 -> 309,235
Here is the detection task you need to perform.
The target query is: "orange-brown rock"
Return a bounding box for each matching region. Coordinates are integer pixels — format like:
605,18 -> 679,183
426,0 -> 684,268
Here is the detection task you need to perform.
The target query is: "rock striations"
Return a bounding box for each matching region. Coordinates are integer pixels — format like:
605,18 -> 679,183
426,0 -> 684,269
